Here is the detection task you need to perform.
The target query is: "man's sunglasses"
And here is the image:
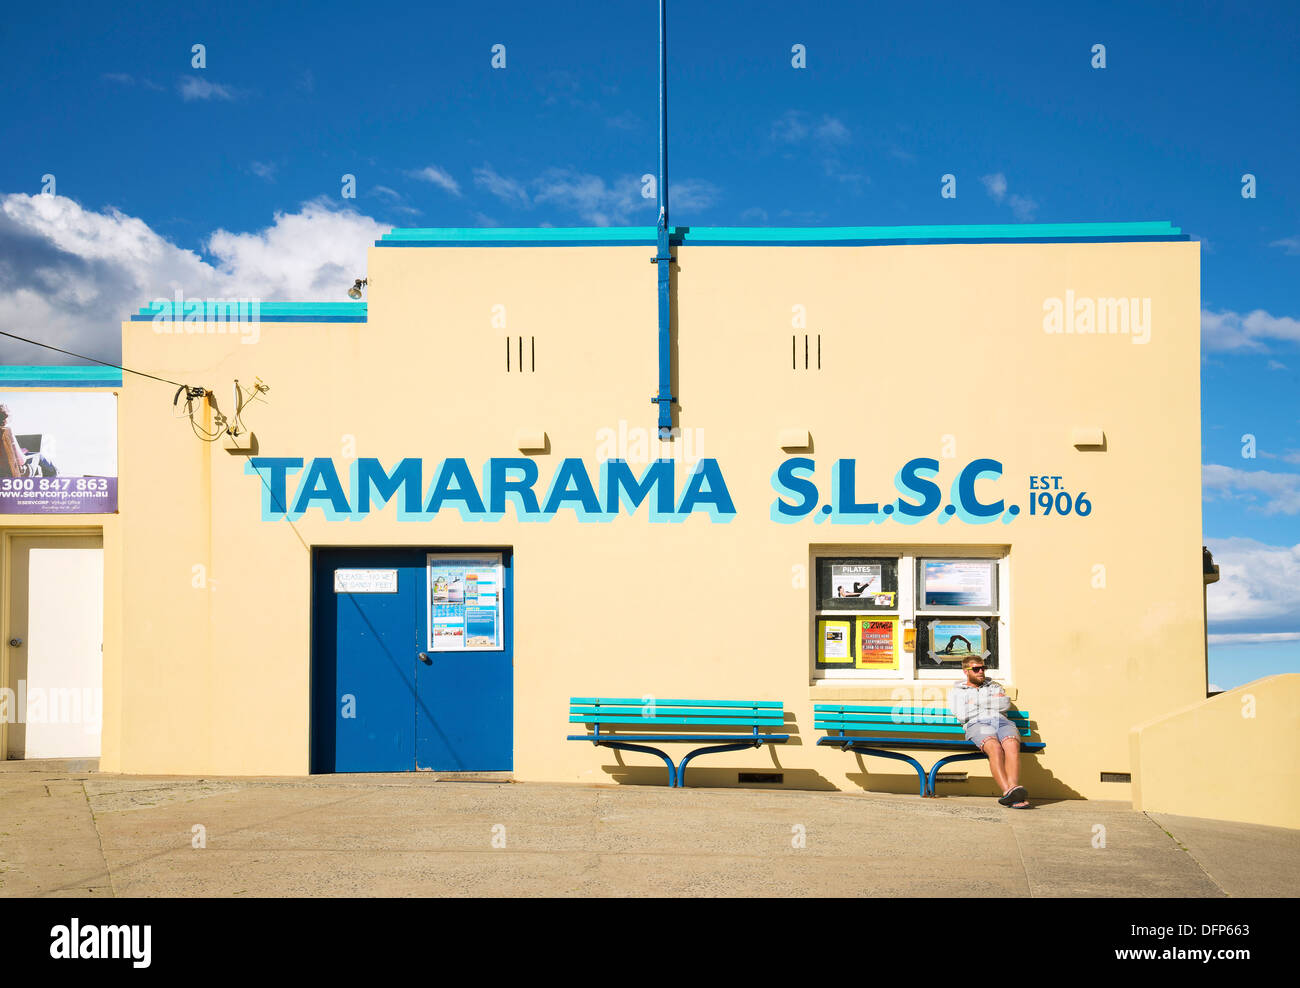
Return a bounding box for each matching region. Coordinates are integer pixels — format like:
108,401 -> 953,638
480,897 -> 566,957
968,666 -> 986,672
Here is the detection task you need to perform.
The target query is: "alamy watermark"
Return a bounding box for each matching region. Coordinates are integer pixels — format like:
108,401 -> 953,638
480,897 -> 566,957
0,681 -> 102,733
1042,290 -> 1151,344
148,290 -> 261,344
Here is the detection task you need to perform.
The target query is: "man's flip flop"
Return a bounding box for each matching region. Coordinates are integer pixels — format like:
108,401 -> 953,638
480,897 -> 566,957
998,785 -> 1028,806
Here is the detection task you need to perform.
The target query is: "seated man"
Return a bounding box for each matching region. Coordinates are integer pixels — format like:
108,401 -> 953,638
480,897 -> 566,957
947,656 -> 1029,808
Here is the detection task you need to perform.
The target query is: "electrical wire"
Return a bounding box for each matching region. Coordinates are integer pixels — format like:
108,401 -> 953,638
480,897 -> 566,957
0,330 -> 196,390
2,327 -> 309,549
0,327 -> 231,444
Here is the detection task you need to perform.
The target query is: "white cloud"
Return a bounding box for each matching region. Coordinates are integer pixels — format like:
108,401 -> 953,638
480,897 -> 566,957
770,110 -> 809,144
102,72 -> 163,91
980,173 -> 1008,201
1205,536 -> 1300,628
814,117 -> 850,143
473,165 -> 530,207
1203,463 -> 1300,515
980,173 -> 1037,220
0,193 -> 385,363
770,111 -> 850,146
1208,632 -> 1300,645
606,111 -> 640,131
249,161 -> 276,181
1269,236 -> 1300,255
671,179 -> 721,212
1006,193 -> 1038,221
408,165 -> 462,197
177,76 -> 243,101
532,168 -> 645,226
1201,307 -> 1300,352
419,163 -> 711,225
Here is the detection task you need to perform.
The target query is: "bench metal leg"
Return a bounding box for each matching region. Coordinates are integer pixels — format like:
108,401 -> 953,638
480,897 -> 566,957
590,741 -> 678,786
841,744 -> 929,797
676,741 -> 761,788
926,750 -> 989,797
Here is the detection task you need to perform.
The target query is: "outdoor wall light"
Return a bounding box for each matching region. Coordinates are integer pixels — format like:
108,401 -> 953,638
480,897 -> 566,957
347,278 -> 368,300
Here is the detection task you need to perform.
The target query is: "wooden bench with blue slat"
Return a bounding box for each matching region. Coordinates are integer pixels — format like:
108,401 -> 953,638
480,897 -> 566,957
568,697 -> 789,787
815,704 -> 1045,797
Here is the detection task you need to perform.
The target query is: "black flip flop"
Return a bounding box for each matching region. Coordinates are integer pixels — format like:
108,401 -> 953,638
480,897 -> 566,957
998,785 -> 1028,806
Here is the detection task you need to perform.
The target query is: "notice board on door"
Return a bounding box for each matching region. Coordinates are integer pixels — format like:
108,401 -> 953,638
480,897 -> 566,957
427,553 -> 504,651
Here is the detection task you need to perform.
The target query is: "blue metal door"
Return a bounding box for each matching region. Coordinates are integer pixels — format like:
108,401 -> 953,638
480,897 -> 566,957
416,551 -> 513,771
312,547 -> 513,773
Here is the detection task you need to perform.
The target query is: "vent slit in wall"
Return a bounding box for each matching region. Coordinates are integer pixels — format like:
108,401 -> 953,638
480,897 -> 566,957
505,336 -> 510,372
531,336 -> 535,372
792,335 -> 796,370
1101,772 -> 1132,783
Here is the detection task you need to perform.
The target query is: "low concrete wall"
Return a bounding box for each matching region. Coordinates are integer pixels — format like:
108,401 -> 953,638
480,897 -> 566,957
1131,674 -> 1300,830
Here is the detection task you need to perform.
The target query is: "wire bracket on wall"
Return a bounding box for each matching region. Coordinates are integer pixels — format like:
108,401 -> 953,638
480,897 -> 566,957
173,378 -> 270,450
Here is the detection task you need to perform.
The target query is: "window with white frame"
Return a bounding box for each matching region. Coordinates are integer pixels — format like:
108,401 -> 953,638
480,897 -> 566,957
811,550 -> 1008,682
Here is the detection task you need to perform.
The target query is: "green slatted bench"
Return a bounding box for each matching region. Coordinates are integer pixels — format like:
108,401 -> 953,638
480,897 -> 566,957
568,697 -> 789,787
815,704 -> 1045,797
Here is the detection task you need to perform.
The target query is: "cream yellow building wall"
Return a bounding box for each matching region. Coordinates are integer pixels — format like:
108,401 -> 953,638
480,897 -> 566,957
1130,674 -> 1300,829
116,238 -> 1204,799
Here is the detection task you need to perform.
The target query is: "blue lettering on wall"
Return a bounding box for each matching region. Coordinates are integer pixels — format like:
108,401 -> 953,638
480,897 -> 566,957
770,456 -> 1010,526
249,455 -> 1020,524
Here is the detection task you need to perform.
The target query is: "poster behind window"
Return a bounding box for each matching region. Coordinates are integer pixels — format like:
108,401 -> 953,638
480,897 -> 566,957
818,557 -> 898,611
428,553 -> 504,651
918,616 -> 996,669
0,392 -> 117,514
816,617 -> 855,667
919,559 -> 996,610
855,616 -> 899,670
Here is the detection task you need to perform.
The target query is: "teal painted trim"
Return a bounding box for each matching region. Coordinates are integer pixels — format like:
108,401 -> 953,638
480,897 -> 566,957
135,301 -> 367,317
681,221 -> 1180,241
383,227 -> 658,242
378,221 -> 1184,247
0,365 -> 122,386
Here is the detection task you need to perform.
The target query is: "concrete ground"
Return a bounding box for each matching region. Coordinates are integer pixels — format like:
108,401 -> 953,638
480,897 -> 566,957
1,769 -> 1296,897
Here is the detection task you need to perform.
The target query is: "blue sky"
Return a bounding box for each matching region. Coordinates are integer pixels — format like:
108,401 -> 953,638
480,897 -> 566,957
1,0 -> 1297,688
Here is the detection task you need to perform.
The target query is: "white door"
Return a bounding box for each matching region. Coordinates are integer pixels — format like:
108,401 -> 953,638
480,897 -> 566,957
5,535 -> 103,758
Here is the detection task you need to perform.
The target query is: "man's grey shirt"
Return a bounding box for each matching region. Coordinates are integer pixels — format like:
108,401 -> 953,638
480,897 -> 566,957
948,678 -> 1011,728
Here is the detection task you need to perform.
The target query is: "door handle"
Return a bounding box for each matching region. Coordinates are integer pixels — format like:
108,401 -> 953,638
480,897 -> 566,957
418,652 -> 431,665
8,638 -> 21,647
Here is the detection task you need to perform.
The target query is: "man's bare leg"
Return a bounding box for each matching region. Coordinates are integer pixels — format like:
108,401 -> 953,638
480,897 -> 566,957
983,738 -> 1008,792
1000,736 -> 1021,790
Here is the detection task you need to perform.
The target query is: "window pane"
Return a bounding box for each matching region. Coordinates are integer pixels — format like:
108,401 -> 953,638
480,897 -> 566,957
915,616 -> 999,672
916,558 -> 998,611
816,556 -> 898,611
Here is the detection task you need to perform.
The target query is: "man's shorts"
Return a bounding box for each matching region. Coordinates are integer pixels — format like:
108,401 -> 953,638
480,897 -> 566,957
965,718 -> 1020,748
